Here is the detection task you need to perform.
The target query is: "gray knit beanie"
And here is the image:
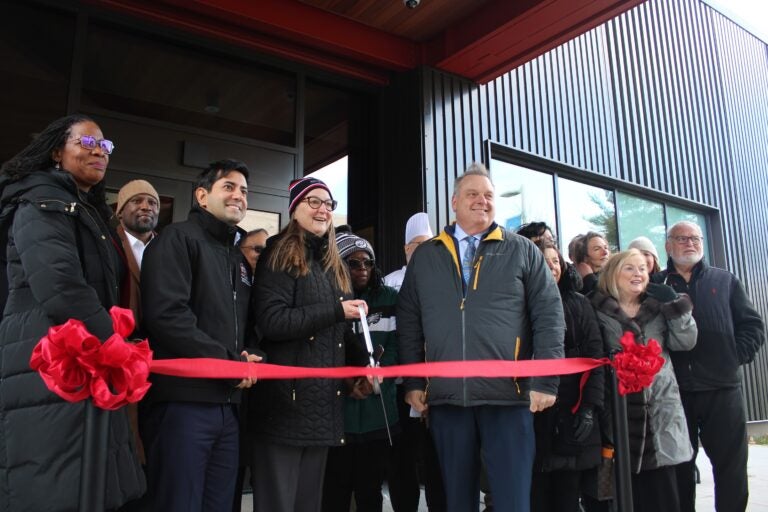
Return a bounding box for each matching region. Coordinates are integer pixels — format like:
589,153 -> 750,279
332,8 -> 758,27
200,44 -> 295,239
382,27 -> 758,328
335,231 -> 375,260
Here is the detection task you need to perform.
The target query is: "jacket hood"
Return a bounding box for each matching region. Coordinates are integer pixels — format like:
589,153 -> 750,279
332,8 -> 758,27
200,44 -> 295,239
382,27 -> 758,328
0,170 -> 79,209
558,263 -> 583,295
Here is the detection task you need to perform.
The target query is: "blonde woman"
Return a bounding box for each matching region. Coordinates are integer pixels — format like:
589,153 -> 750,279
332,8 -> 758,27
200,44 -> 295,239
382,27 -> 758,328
591,249 -> 696,512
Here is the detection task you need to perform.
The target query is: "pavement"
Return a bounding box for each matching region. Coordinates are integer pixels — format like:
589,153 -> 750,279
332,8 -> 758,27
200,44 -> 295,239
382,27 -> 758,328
240,443 -> 768,511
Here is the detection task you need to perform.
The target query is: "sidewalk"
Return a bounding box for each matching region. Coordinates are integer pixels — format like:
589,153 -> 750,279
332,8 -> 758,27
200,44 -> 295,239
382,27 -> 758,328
696,443 -> 768,511
240,443 -> 768,511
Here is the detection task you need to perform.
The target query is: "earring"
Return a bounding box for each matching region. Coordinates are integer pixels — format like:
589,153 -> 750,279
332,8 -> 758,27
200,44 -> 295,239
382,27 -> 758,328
54,161 -> 60,170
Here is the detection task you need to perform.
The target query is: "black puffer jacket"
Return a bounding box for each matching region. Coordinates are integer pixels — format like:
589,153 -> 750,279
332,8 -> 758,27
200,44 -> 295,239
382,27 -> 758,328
534,264 -> 604,472
251,232 -> 364,446
0,170 -> 145,512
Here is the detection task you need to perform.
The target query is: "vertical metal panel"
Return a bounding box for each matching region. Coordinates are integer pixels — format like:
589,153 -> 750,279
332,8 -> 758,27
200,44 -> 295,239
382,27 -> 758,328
712,7 -> 768,421
420,0 -> 768,420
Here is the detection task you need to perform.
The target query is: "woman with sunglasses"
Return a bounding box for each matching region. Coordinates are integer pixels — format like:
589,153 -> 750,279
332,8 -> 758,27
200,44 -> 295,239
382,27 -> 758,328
321,228 -> 399,512
0,114 -> 145,511
250,177 -> 370,512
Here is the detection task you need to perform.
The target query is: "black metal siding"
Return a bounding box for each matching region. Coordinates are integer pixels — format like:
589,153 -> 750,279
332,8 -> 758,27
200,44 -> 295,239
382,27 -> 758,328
420,0 -> 768,420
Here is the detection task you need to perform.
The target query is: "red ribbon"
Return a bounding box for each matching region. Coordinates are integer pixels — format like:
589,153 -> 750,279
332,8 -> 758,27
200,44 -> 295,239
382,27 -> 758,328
150,357 -> 609,380
31,307 -> 662,409
612,331 -> 665,395
30,307 -> 152,411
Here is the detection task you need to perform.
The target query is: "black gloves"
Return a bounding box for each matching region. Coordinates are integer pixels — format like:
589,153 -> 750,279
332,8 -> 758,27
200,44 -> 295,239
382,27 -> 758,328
645,282 -> 678,303
572,406 -> 595,443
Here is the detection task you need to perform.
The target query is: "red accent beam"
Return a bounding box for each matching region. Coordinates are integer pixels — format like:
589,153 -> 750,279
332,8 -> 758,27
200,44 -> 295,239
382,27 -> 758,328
85,0 -> 418,85
86,0 -> 645,85
429,0 -> 647,84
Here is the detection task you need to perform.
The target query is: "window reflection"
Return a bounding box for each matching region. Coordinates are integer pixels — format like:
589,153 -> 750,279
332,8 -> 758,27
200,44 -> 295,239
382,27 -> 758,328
617,191 -> 665,258
491,160 -> 556,233
558,178 -> 618,260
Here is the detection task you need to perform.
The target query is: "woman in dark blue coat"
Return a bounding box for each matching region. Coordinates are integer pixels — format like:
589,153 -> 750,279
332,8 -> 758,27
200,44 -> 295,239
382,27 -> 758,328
0,114 -> 145,511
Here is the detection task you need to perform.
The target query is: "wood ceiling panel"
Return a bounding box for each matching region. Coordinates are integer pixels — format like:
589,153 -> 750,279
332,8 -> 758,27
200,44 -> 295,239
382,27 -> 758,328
300,0 -> 493,42
89,0 -> 647,84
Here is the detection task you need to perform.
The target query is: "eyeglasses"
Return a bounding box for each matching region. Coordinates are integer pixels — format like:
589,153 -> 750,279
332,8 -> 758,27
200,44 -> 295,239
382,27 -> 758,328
241,245 -> 265,254
303,196 -> 338,212
669,235 -> 703,246
347,258 -> 375,270
71,135 -> 115,155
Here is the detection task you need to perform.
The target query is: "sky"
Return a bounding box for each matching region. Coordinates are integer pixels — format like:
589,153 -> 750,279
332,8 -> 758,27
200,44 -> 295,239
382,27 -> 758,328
703,0 -> 768,43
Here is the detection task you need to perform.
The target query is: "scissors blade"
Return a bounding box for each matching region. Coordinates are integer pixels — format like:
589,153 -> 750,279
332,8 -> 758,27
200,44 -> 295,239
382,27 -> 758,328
357,305 -> 379,394
357,305 -> 391,445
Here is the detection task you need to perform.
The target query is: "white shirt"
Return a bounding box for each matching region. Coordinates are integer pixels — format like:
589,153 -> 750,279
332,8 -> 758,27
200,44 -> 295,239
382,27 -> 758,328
383,266 -> 407,291
124,230 -> 154,268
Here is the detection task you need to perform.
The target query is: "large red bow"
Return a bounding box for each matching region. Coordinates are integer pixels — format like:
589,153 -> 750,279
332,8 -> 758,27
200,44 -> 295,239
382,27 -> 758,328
611,331 -> 665,395
30,307 -> 152,410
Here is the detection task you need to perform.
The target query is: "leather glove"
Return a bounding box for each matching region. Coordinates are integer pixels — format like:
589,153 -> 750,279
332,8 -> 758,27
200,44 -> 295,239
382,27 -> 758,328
572,406 -> 595,443
645,282 -> 678,303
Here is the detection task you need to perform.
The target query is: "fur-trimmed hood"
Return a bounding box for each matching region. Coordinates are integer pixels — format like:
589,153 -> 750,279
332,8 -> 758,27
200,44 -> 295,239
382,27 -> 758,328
591,289 -> 693,341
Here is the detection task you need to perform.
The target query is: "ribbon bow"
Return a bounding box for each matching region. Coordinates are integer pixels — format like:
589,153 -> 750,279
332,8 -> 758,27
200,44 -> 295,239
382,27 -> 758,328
611,331 -> 665,395
30,307 -> 152,410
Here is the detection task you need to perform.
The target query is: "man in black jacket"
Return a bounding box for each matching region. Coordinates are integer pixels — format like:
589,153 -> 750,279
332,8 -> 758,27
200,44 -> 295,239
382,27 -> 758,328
655,221 -> 765,512
141,159 -> 261,512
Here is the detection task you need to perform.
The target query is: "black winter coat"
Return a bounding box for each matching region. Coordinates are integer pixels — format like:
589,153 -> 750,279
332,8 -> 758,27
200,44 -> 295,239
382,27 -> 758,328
251,232 -> 363,446
653,258 -> 765,391
141,207 -> 253,404
534,264 -> 604,472
0,170 -> 145,512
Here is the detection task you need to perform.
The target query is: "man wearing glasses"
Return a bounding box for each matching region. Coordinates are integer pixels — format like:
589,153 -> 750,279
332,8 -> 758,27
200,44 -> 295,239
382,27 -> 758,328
655,221 -> 765,512
384,212 -> 434,292
240,228 -> 269,273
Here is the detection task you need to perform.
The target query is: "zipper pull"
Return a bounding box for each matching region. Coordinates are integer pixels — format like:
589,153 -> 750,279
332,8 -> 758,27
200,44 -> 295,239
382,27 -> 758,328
292,388 -> 296,401
460,298 -> 465,310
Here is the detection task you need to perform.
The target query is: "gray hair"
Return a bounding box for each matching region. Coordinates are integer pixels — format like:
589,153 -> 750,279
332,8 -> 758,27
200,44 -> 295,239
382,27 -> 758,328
667,221 -> 702,238
453,162 -> 492,196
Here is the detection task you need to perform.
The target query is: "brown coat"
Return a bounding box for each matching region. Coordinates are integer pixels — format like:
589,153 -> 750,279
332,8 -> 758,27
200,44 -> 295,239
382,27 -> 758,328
117,224 -> 152,326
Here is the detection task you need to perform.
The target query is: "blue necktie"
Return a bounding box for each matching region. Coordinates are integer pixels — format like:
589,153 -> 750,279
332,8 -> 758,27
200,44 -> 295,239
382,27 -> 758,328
462,235 -> 476,284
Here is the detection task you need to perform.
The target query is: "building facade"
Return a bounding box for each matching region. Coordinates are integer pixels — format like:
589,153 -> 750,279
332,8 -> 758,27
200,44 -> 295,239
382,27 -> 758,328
2,0 -> 766,420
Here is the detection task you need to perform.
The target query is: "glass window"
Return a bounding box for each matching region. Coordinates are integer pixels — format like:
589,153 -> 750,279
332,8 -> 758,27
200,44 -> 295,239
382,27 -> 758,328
558,177 -> 618,260
0,3 -> 75,162
307,155 -> 348,227
490,160 -> 556,233
81,25 -> 296,146
616,191 -> 666,258
665,205 -> 710,262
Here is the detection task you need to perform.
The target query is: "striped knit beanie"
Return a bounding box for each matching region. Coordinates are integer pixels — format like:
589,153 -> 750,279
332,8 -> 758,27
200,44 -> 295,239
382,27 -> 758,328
288,177 -> 333,214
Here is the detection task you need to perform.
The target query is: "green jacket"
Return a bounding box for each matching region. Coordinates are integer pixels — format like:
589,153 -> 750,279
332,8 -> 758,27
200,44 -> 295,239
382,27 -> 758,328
344,285 -> 399,438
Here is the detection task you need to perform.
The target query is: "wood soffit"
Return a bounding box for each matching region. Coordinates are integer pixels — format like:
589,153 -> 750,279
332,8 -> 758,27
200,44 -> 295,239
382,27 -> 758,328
86,0 -> 646,85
